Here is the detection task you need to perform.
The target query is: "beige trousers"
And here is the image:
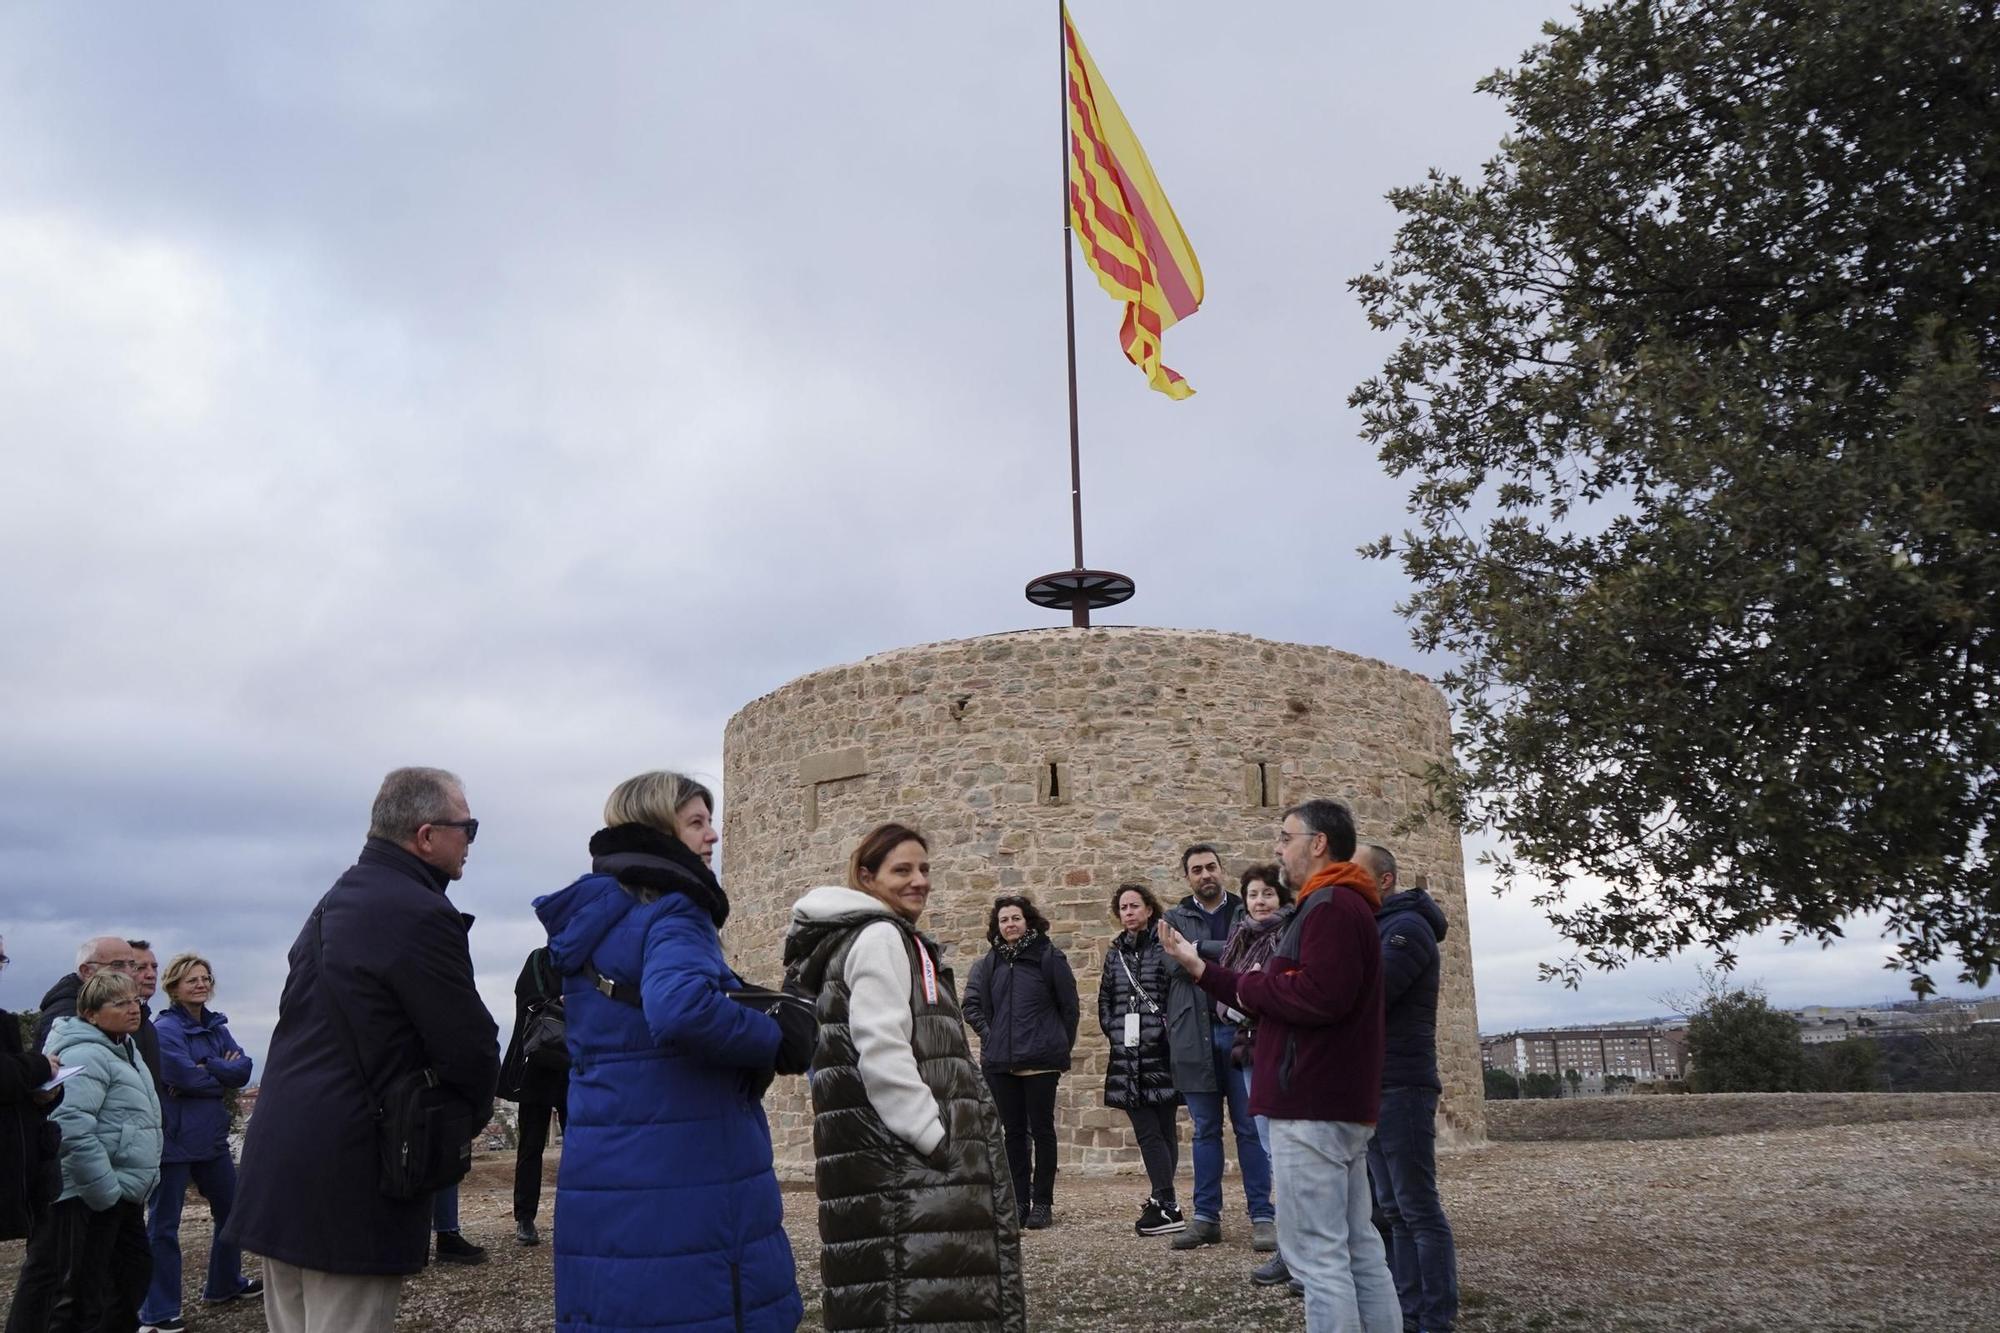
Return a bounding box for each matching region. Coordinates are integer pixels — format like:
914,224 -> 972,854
260,1257 -> 403,1333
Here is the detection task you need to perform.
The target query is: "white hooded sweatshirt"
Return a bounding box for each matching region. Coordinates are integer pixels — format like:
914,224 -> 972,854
790,885 -> 947,1157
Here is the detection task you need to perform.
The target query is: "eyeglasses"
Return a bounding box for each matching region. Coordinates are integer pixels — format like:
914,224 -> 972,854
428,818 -> 479,843
1275,830 -> 1320,848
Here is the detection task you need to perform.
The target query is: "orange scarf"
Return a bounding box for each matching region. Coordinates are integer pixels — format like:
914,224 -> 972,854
1295,861 -> 1381,911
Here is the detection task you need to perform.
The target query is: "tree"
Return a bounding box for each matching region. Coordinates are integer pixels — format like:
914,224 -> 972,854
1673,970 -> 1806,1092
1519,1071 -> 1565,1100
1804,1036 -> 1883,1092
1484,1067 -> 1522,1100
1564,1067 -> 1584,1098
1350,0 -> 2000,993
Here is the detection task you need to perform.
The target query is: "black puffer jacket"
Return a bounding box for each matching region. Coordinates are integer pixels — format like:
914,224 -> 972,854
962,935 -> 1080,1074
785,891 -> 1028,1333
496,947 -> 570,1106
2,1008 -> 63,1240
1096,930 -> 1176,1109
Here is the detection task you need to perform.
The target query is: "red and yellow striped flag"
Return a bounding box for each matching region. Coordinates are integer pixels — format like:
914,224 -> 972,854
1063,5 -> 1203,399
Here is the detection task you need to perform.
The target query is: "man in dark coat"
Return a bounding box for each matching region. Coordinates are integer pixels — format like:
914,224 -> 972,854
223,767 -> 499,1333
34,936 -> 138,1051
127,939 -> 168,1100
495,945 -> 569,1246
1358,845 -> 1459,1333
1161,843 -> 1273,1252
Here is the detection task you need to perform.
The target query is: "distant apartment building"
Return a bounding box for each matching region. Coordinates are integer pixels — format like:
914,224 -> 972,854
1480,1024 -> 1687,1082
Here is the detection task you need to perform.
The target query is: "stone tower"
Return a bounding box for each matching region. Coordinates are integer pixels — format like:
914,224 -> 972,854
720,627 -> 1483,1174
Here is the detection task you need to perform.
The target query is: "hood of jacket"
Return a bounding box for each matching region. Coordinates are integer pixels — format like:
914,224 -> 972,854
38,972 -> 81,1015
1377,888 -> 1448,942
46,1014 -> 127,1061
535,872 -> 636,979
784,886 -> 901,991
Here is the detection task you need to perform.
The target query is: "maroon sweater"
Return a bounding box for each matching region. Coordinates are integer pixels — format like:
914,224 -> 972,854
1194,873 -> 1384,1125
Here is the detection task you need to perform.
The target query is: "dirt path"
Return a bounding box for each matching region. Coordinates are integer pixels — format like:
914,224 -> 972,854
6,1111 -> 1994,1330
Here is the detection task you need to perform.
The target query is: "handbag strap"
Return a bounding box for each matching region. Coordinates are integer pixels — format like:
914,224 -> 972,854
1115,946 -> 1162,1016
313,905 -> 385,1108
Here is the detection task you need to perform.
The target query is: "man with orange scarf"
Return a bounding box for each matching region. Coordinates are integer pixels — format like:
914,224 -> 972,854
1158,799 -> 1400,1333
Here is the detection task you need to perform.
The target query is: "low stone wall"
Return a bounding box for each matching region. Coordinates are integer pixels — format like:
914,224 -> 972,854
1486,1091 -> 2000,1141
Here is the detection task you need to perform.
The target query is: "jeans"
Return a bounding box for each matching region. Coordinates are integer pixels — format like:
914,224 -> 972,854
1270,1119 -> 1401,1333
1368,1087 -> 1458,1332
984,1072 -> 1060,1209
1182,1023 -> 1273,1224
139,1154 -> 246,1321
432,1186 -> 458,1233
1122,1102 -> 1180,1203
513,1097 -> 568,1222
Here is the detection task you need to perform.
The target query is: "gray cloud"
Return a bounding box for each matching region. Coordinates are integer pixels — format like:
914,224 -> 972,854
6,2 -> 1986,1061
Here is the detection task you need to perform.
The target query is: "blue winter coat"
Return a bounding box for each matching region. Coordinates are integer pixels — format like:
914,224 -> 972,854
155,1005 -> 253,1163
1376,889 -> 1448,1091
45,1017 -> 163,1209
535,867 -> 802,1333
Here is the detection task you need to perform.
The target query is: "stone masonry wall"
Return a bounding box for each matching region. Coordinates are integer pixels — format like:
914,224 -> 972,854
720,627 -> 1484,1175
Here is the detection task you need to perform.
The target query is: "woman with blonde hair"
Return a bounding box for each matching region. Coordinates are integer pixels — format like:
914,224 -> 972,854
140,952 -> 258,1331
534,770 -> 812,1333
784,822 -> 1027,1331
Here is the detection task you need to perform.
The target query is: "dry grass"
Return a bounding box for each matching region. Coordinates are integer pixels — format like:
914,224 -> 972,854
5,1097 -> 1996,1330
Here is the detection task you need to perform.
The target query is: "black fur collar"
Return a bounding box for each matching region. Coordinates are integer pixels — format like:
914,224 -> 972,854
588,823 -> 729,928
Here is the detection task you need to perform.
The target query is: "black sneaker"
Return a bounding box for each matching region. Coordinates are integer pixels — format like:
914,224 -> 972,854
143,1319 -> 187,1333
1135,1197 -> 1187,1236
1025,1203 -> 1051,1230
434,1230 -> 489,1266
203,1277 -> 263,1306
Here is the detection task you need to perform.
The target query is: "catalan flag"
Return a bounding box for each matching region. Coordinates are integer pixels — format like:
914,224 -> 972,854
1063,5 -> 1203,399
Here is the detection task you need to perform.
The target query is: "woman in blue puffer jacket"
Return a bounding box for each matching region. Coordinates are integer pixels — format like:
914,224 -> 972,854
139,952 -> 258,1332
534,771 -> 814,1333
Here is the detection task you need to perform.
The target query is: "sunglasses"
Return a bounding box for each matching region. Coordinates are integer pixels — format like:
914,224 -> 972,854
429,818 -> 479,843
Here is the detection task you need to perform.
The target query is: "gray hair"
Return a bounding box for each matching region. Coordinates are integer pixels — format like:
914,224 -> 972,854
78,969 -> 138,1015
368,767 -> 466,842
603,771 -> 713,835
75,935 -> 133,971
1284,798 -> 1357,862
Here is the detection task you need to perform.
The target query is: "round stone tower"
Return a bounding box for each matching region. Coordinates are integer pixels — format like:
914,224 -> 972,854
720,627 -> 1483,1174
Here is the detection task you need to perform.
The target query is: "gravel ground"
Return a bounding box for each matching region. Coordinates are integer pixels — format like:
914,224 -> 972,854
6,1102 -> 1995,1331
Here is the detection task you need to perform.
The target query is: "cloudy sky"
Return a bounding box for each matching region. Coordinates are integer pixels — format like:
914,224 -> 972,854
2,2 -> 1984,1064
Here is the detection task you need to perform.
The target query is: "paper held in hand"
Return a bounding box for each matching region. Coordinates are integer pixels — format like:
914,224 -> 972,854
38,1065 -> 84,1093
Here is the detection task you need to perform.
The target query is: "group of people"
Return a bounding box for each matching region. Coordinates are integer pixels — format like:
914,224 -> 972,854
1,764 -> 1458,1333
2,938 -> 257,1333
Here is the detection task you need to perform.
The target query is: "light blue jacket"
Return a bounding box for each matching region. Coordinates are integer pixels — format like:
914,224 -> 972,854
46,1016 -> 164,1209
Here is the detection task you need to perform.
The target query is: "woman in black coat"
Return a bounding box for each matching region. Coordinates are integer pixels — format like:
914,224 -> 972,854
961,895 -> 1079,1231
2,935 -> 64,1243
1095,884 -> 1183,1237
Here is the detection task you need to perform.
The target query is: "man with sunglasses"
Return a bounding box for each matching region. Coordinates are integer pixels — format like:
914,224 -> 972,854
224,767 -> 499,1333
34,935 -> 139,1052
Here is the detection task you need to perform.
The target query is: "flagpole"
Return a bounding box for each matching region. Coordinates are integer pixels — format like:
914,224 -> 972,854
1060,0 -> 1088,626
1026,3 -> 1136,629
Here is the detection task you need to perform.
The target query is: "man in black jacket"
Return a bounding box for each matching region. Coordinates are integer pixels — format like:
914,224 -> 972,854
223,767 -> 499,1333
1358,844 -> 1458,1333
33,936 -> 138,1051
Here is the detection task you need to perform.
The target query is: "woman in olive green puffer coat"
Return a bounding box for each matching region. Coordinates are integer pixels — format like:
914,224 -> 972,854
783,823 -> 1027,1333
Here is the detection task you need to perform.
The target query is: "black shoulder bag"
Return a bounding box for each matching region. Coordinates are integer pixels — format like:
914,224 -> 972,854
314,908 -> 474,1200
520,950 -> 571,1074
